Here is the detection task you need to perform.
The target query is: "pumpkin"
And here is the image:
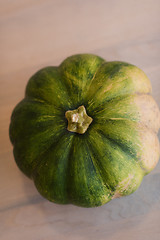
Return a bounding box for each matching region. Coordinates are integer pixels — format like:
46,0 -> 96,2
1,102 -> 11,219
9,54 -> 160,207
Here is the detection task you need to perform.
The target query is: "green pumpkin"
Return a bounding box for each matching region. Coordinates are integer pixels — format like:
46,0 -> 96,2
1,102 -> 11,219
9,54 -> 160,207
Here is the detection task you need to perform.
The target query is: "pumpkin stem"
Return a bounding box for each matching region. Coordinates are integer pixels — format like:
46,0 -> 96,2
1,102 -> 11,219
65,105 -> 93,134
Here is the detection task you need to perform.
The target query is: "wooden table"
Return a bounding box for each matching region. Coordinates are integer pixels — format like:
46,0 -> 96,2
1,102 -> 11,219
1,1 -> 160,239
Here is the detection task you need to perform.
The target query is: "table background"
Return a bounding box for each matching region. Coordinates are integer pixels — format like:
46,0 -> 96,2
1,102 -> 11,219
1,0 -> 160,239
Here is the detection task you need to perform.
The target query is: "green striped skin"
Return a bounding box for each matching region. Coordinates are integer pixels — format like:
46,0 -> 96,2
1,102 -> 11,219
9,54 -> 160,207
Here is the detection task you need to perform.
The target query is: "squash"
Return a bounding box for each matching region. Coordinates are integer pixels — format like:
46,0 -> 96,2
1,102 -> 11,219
9,54 -> 160,207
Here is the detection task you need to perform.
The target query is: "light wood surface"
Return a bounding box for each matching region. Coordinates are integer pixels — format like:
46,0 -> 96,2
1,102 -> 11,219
1,1 -> 160,239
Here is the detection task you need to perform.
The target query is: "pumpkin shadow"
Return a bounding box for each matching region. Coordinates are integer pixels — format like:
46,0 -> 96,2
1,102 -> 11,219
21,162 -> 160,240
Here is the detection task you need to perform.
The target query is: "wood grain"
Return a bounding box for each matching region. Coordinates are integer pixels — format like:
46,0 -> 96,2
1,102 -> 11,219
0,0 -> 160,239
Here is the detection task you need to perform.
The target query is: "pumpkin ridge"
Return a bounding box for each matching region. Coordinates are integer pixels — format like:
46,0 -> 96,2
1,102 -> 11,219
26,66 -> 72,109
92,93 -> 160,134
25,96 -> 46,104
86,62 -> 152,113
14,129 -> 67,178
66,136 -> 112,207
33,132 -> 74,204
65,134 -> 78,202
10,97 -> 67,178
89,93 -> 141,115
88,128 -> 144,195
84,61 -> 106,101
84,139 -> 113,204
82,59 -> 105,103
87,133 -> 116,192
31,131 -> 71,178
97,127 -> 138,161
95,120 -> 160,174
88,92 -> 151,114
86,137 -> 113,193
85,62 -> 131,110
25,97 -> 66,116
58,69 -> 79,106
42,68 -> 73,109
59,54 -> 105,107
9,98 -> 65,145
25,96 -> 67,112
89,94 -> 130,114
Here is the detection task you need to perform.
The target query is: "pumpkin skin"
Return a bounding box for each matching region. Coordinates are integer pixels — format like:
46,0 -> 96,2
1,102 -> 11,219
9,54 -> 160,207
